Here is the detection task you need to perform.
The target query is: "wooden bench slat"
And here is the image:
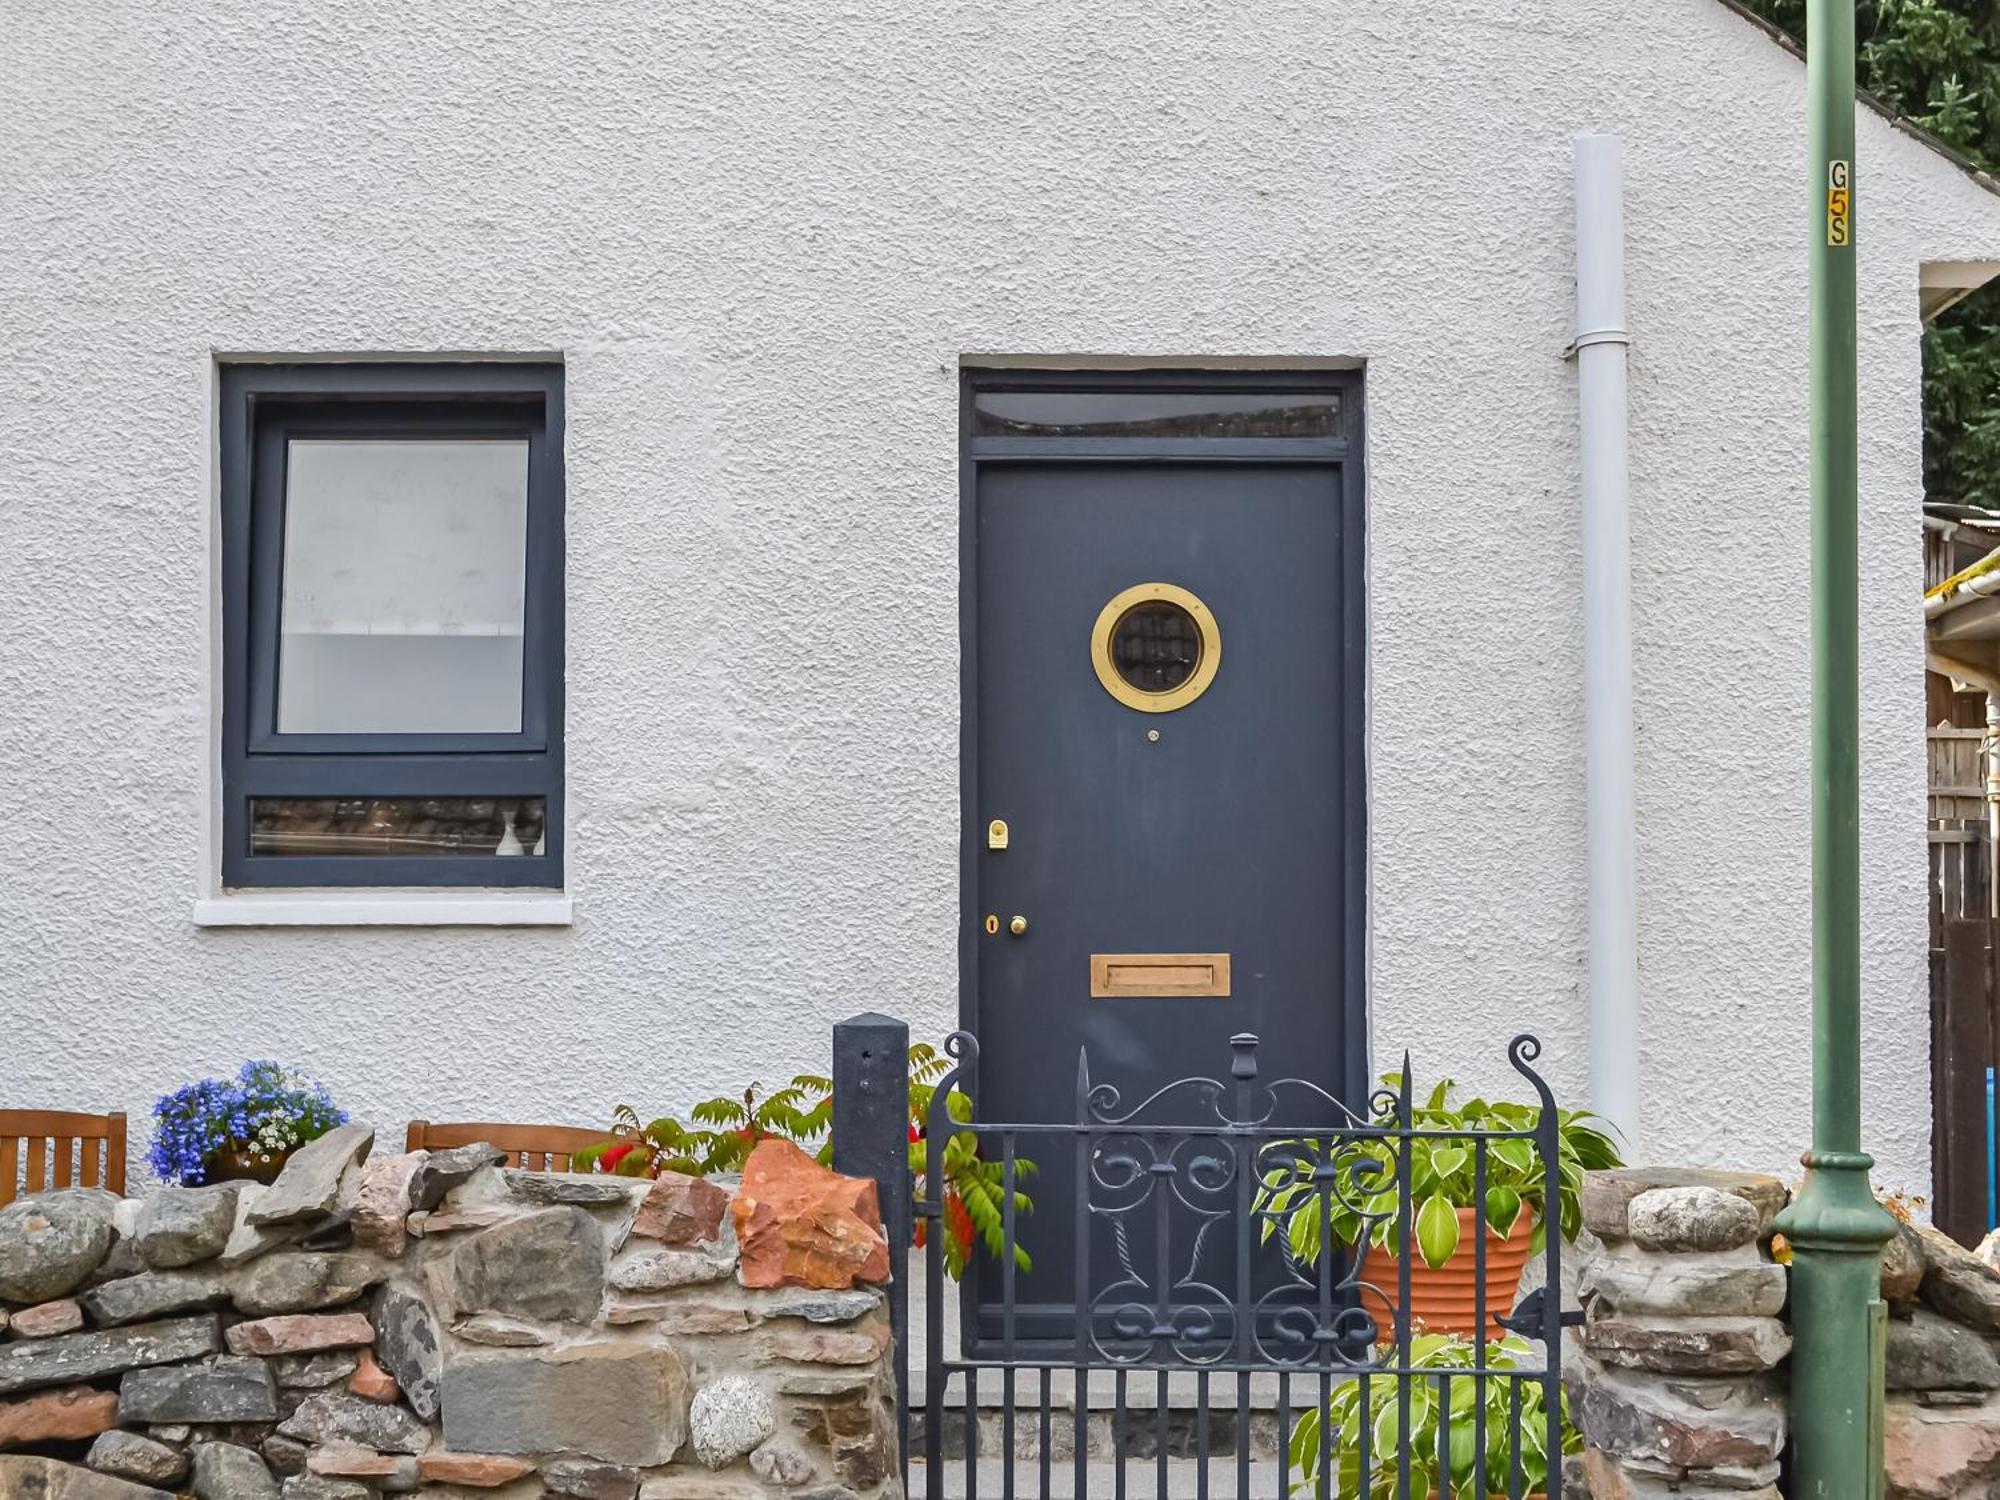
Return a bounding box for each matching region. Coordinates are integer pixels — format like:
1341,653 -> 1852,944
104,1117 -> 125,1196
1,1112 -> 128,1207
405,1120 -> 606,1178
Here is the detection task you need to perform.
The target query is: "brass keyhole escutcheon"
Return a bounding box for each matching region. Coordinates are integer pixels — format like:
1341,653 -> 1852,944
984,914 -> 1000,935
1009,915 -> 1029,936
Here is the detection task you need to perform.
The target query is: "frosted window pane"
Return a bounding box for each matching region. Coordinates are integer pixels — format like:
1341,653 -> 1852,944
278,439 -> 529,734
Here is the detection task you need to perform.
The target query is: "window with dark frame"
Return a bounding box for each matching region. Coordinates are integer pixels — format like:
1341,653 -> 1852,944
219,364 -> 564,889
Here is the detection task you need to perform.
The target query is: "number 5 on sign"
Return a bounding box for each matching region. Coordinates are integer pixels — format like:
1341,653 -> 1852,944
1827,160 -> 1851,246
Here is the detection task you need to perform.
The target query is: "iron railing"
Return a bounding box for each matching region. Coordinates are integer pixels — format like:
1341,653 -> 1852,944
889,1028 -> 1570,1500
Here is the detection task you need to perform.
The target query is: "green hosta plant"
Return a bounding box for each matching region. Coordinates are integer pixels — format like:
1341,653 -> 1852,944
1288,1333 -> 1580,1499
573,1041 -> 1033,1280
1256,1076 -> 1621,1271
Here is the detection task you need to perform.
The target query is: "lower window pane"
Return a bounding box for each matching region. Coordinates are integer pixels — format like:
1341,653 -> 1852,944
251,798 -> 546,858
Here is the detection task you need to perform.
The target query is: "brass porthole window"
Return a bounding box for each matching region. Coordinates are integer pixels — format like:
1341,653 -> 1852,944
1091,583 -> 1221,713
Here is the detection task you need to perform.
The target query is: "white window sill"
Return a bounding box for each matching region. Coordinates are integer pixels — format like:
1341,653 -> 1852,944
194,892 -> 573,928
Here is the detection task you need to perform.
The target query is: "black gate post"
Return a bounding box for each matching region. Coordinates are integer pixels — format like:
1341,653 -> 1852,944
831,1012 -> 911,1472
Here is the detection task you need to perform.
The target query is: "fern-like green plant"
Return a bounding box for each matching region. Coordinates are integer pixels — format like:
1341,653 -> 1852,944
572,1041 -> 1034,1281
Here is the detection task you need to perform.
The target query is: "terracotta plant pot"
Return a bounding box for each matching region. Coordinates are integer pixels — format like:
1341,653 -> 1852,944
204,1146 -> 292,1186
1360,1206 -> 1535,1341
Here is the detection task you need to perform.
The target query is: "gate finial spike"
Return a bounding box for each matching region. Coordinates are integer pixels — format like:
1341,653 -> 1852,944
1075,1046 -> 1092,1119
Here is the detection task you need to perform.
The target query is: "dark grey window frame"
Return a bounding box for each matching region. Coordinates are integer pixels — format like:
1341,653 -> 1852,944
219,362 -> 565,889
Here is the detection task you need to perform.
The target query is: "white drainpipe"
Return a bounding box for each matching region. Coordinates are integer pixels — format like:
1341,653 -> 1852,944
1573,135 -> 1640,1147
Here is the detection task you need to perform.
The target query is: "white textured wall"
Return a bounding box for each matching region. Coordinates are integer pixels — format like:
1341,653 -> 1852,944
3,0 -> 1997,1190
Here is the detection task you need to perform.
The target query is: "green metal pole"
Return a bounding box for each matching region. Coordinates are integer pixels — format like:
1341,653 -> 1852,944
1773,2 -> 1896,1496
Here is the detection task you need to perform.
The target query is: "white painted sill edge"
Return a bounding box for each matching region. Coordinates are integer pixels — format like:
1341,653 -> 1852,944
193,892 -> 573,928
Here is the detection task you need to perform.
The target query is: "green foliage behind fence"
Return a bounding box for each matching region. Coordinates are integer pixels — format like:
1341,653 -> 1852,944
1740,0 -> 2000,508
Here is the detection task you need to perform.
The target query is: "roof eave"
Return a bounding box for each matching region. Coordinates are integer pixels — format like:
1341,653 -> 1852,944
1711,0 -> 2000,201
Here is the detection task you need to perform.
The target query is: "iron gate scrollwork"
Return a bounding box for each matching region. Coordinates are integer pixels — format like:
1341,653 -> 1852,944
912,1031 -> 1572,1500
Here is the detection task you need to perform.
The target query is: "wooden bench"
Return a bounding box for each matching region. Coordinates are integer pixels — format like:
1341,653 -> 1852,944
0,1111 -> 127,1206
403,1120 -> 609,1173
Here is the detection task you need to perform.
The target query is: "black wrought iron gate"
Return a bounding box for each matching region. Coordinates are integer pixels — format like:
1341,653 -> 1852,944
907,1030 -> 1570,1500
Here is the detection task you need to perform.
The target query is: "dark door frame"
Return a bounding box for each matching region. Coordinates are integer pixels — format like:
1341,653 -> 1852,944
956,365 -> 1371,1108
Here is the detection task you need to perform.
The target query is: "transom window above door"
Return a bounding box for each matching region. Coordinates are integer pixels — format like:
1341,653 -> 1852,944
219,364 -> 564,889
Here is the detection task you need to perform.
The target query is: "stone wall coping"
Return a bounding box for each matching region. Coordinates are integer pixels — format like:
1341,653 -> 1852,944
1582,1166 -> 1790,1241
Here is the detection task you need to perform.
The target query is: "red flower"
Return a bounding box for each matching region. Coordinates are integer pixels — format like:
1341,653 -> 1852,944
908,1122 -> 921,1143
599,1143 -> 637,1173
946,1192 -> 976,1256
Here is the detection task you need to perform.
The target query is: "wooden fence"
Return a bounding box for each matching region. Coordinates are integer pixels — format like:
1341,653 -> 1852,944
1933,823 -> 1996,1245
1931,727 -> 1991,824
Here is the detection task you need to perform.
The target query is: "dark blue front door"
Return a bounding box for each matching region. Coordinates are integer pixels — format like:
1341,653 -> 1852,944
961,372 -> 1367,1338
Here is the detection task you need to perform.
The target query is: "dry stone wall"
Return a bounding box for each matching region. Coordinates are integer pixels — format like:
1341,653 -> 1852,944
1879,1220 -> 2000,1500
0,1129 -> 897,1500
1568,1168 -> 1791,1500
1572,1167 -> 2000,1500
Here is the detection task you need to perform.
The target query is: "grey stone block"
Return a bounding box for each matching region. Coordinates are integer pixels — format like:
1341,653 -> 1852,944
218,1187 -> 307,1270
276,1390 -> 431,1454
1579,1312 -> 1792,1374
1626,1188 -> 1761,1255
500,1170 -> 639,1206
0,1455 -> 176,1500
450,1206 -> 606,1324
1582,1170 -> 1787,1242
749,1287 -> 884,1324
0,1189 -> 119,1303
1569,1355 -> 1786,1469
372,1281 -> 443,1421
85,1431 -> 189,1487
608,1246 -> 732,1293
119,1356 -> 278,1424
749,1437 -> 816,1485
135,1186 -> 241,1269
0,1314 -> 222,1397
269,1351 -> 359,1389
452,1313 -> 551,1346
439,1344 -> 689,1465
1919,1224 -> 2000,1334
280,1479 -> 371,1500
1583,1245 -> 1787,1318
233,1253 -> 388,1316
689,1375 -> 776,1468
190,1442 -> 279,1500
81,1269 -> 234,1326
1885,1308 -> 2000,1391
247,1127 -> 375,1227
541,1459 -> 641,1500
408,1144 -> 507,1211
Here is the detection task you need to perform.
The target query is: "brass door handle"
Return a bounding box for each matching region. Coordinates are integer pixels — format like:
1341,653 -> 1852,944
1009,915 -> 1029,936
